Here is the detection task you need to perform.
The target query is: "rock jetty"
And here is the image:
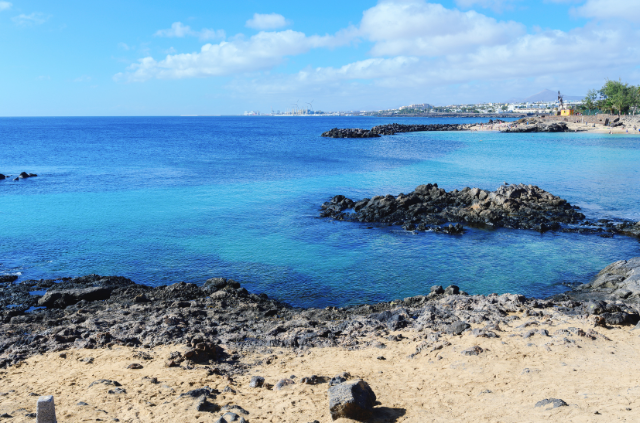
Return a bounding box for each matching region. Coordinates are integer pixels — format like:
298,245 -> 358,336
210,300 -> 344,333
320,183 -> 585,233
321,123 -> 472,138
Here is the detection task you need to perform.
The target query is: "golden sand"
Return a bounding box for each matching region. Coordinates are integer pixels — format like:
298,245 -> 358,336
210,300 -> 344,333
1,313 -> 639,422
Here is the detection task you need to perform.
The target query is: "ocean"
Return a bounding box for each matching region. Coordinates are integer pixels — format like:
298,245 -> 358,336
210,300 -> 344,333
1,116 -> 639,307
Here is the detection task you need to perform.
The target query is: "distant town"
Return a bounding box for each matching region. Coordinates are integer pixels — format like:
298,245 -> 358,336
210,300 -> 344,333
243,90 -> 585,117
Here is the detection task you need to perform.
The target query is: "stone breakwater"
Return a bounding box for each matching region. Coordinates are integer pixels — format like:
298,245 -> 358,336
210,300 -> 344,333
3,262 -> 640,371
320,183 -> 586,233
321,123 -> 473,138
320,120 -> 575,138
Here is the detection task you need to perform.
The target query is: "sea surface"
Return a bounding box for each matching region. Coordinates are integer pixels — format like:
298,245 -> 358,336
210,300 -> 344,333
1,117 -> 639,308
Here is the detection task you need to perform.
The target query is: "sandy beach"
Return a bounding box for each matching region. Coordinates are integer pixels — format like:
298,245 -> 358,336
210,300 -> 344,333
2,310 -> 639,422
472,117 -> 640,135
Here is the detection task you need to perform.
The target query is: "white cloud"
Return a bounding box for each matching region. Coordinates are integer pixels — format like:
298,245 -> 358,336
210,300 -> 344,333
115,0 -> 640,110
572,0 -> 640,23
118,42 -> 130,51
117,29 -> 352,82
360,0 -> 525,56
12,12 -> 49,26
454,0 -> 520,12
245,13 -> 291,30
230,20 -> 638,105
154,22 -> 225,41
0,1 -> 12,12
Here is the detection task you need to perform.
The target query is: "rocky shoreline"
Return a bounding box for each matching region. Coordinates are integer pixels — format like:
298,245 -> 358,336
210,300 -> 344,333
2,256 -> 640,372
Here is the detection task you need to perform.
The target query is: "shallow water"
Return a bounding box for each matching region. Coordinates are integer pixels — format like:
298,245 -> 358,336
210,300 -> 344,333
1,117 -> 639,307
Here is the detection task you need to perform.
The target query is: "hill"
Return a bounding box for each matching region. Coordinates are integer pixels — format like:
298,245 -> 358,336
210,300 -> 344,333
507,89 -> 584,103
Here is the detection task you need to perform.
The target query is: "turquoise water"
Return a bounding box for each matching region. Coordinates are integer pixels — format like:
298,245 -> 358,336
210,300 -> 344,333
1,117 -> 639,307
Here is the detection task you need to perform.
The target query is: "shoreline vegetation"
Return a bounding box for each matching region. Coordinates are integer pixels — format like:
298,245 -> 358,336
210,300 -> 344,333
2,257 -> 640,421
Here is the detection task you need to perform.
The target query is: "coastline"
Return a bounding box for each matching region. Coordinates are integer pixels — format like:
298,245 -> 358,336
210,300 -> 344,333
3,117 -> 640,421
321,116 -> 640,137
2,258 -> 640,421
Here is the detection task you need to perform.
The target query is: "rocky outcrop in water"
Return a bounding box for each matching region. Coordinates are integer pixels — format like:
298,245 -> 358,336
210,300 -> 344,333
2,172 -> 38,181
321,123 -> 472,138
320,183 -> 585,233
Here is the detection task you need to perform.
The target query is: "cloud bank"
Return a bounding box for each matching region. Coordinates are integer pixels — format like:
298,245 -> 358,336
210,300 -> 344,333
115,0 -> 640,106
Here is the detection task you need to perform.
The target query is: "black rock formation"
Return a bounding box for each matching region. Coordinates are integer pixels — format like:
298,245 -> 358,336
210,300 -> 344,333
320,183 -> 585,233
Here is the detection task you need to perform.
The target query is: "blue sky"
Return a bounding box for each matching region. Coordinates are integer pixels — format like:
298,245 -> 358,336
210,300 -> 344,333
1,0 -> 639,116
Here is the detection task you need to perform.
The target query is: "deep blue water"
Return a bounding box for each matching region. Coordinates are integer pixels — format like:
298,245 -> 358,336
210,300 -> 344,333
1,116 -> 639,307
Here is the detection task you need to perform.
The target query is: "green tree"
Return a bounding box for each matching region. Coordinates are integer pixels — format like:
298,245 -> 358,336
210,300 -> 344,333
599,79 -> 633,115
582,89 -> 598,114
628,85 -> 640,115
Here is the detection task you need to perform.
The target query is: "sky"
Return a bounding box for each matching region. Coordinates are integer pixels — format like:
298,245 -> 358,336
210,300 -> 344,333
1,0 -> 639,116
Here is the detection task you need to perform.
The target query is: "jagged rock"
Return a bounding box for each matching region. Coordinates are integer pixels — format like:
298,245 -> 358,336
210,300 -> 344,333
574,257 -> 640,300
38,287 -> 113,308
445,321 -> 470,335
328,379 -> 377,421
430,285 -> 444,295
320,183 -> 584,233
444,285 -> 460,296
0,275 -> 18,283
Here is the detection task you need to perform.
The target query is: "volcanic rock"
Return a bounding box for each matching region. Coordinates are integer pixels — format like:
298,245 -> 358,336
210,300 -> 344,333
328,379 -> 377,421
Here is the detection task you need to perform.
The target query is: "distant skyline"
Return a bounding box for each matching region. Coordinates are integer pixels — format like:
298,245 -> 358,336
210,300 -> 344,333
1,0 -> 639,116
